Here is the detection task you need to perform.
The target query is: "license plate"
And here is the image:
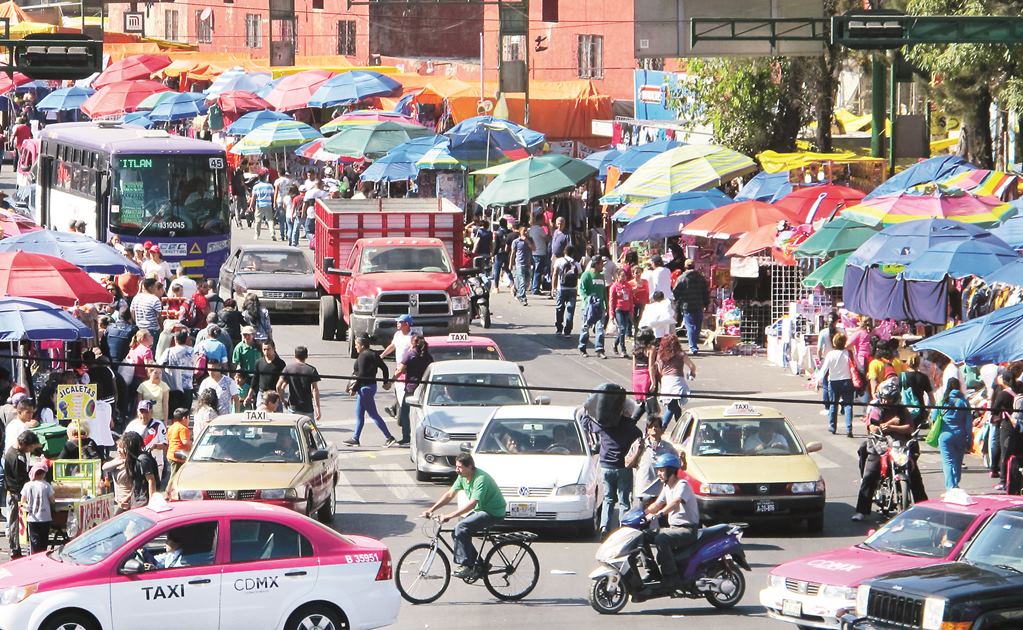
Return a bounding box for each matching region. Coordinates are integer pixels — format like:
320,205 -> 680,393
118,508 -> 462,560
508,502 -> 536,518
782,599 -> 802,617
755,500 -> 776,513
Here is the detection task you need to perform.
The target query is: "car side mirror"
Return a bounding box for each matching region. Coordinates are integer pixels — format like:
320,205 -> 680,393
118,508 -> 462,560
533,395 -> 551,406
805,441 -> 823,453
309,449 -> 329,462
459,441 -> 473,454
518,365 -> 525,373
120,558 -> 145,575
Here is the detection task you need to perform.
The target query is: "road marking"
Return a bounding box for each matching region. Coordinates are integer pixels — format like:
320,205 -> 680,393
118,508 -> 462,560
335,469 -> 366,503
379,463 -> 432,502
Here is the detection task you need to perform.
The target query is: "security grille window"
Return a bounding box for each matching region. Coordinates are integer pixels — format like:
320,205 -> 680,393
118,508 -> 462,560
245,14 -> 262,49
195,11 -> 213,44
577,34 -> 604,79
337,20 -> 356,56
165,10 -> 178,41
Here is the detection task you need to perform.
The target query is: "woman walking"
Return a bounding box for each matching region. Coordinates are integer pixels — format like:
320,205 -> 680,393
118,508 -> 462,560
344,335 -> 395,447
938,377 -> 973,490
649,334 -> 696,429
817,333 -> 856,437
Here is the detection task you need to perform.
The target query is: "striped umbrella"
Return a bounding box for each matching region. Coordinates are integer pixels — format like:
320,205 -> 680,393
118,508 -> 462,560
601,145 -> 756,205
321,110 -> 423,135
136,90 -> 179,110
230,121 -> 322,155
842,184 -> 1016,228
937,169 -> 1019,200
294,138 -> 342,162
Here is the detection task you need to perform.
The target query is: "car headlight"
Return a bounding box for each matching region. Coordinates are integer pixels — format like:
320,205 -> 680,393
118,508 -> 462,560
821,584 -> 857,601
451,295 -> 469,311
423,425 -> 450,441
175,489 -> 203,501
0,584 -> 37,605
354,296 -> 375,313
555,484 -> 588,496
260,488 -> 299,500
768,574 -> 785,588
791,480 -> 825,494
855,585 -> 870,616
921,597 -> 946,630
699,482 -> 736,495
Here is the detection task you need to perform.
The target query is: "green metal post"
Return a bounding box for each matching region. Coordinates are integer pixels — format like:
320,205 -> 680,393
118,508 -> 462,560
871,54 -> 886,159
888,59 -> 897,175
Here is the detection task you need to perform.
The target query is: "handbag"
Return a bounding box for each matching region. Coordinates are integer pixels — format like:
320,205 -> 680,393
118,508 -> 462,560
847,354 -> 865,392
925,409 -> 943,448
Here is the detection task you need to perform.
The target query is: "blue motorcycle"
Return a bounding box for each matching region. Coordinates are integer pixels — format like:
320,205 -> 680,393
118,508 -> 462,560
587,507 -> 750,614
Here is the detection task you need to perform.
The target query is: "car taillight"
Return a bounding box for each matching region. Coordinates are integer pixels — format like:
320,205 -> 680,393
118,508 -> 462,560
375,549 -> 392,581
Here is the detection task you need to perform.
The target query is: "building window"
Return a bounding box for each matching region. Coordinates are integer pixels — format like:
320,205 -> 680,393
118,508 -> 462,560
312,0 -> 324,9
245,14 -> 262,49
195,10 -> 213,44
337,20 -> 356,56
164,9 -> 178,41
577,34 -> 604,79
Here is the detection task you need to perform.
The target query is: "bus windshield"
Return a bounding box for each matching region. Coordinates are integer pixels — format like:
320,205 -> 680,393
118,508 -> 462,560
110,154 -> 229,237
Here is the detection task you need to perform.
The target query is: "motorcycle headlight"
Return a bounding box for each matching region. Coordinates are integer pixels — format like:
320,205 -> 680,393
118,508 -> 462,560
175,489 -> 203,501
66,510 -> 80,538
891,450 -> 910,466
260,488 -> 299,500
855,585 -> 870,616
451,295 -> 470,311
821,584 -> 857,601
556,484 -> 588,496
791,480 -> 824,494
699,483 -> 736,495
921,597 -> 946,630
354,296 -> 375,313
0,584 -> 37,605
424,425 -> 450,441
768,574 -> 785,589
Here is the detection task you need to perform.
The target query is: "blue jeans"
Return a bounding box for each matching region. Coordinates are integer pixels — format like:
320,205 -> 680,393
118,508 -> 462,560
828,379 -> 855,433
613,310 -> 633,353
275,208 -> 288,241
531,254 -> 548,294
492,254 -> 512,289
353,383 -> 394,442
453,511 -> 502,567
939,431 -> 968,489
682,310 -> 703,353
600,467 -> 633,532
288,217 -> 303,246
578,315 -> 605,353
555,290 -> 577,334
305,217 -> 315,242
821,379 -> 833,411
513,264 -> 529,300
661,398 -> 685,429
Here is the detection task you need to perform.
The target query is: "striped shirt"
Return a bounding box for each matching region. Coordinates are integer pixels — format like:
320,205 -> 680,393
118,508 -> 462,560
252,182 -> 275,208
131,292 -> 162,332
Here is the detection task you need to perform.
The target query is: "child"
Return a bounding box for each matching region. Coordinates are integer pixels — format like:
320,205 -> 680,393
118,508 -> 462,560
609,268 -> 635,358
632,327 -> 658,419
58,423 -> 100,460
234,371 -> 252,410
167,407 -> 192,475
21,463 -> 55,554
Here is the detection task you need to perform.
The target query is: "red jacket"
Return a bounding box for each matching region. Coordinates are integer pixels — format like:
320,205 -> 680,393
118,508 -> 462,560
609,281 -> 634,314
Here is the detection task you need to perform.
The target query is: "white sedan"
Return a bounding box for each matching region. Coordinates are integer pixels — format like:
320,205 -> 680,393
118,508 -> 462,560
471,405 -> 600,536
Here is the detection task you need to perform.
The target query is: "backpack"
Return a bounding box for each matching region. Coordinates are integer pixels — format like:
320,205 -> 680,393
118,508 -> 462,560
561,261 -> 580,289
900,372 -> 922,418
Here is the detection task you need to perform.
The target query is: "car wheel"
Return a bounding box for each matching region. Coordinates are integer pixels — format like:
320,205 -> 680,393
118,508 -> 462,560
317,478 -> 337,523
41,613 -> 100,630
581,501 -> 600,540
285,603 -> 347,630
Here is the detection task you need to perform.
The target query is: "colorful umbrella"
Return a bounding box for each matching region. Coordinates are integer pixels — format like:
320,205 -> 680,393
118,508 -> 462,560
0,210 -> 42,238
609,140 -> 684,175
846,219 -> 1009,268
256,76 -> 283,100
262,70 -> 336,112
444,116 -> 546,165
212,91 -> 273,118
774,184 -> 865,223
618,190 -> 732,223
148,92 -> 209,122
0,72 -> 31,94
583,149 -> 623,181
0,230 -> 140,274
415,140 -> 461,171
307,71 -> 402,108
136,90 -> 178,110
322,121 -> 433,161
93,54 -> 172,89
294,138 -> 342,162
225,110 -> 293,136
474,155 -> 597,207
911,303 -> 1023,365
793,217 -> 879,258
0,297 -> 94,342
121,112 -> 154,129
842,185 -> 1016,228
321,110 -> 422,135
37,86 -> 94,112
900,238 -> 1019,282
205,69 -> 273,98
360,135 -> 444,182
80,80 -> 171,118
0,251 -> 111,307
230,120 -> 322,155
801,253 -> 852,288
602,145 -> 756,205
864,155 -> 975,200
735,171 -> 792,203
938,169 -> 1019,200
682,200 -> 796,238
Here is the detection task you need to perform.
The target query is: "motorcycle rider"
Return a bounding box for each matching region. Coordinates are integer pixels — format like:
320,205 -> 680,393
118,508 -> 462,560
644,452 -> 700,589
852,377 -> 928,521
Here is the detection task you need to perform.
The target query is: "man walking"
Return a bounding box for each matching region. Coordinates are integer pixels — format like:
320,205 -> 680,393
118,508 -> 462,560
490,218 -> 513,294
552,245 -> 582,337
509,225 -> 534,305
250,173 -> 275,240
581,400 -> 642,538
642,255 -> 673,306
248,340 -> 286,410
273,170 -> 294,243
381,315 -> 414,418
672,260 -> 709,354
550,216 -> 570,261
159,330 -> 194,414
232,326 -> 260,380
4,428 -> 42,559
130,277 -> 163,347
578,256 -> 608,359
527,212 -> 549,295
277,346 -> 322,421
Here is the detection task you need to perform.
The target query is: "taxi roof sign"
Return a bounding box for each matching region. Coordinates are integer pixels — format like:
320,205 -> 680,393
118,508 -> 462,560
722,402 -> 762,417
448,333 -> 469,342
242,410 -> 270,422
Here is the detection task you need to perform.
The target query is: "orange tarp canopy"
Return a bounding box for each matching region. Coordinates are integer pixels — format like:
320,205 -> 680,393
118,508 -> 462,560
0,2 -> 33,24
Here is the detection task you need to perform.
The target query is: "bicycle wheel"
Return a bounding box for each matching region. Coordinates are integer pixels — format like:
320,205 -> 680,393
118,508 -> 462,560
483,542 -> 539,601
396,543 -> 451,604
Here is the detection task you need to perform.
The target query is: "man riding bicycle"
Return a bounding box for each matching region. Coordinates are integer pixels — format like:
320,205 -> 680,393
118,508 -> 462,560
423,453 -> 506,579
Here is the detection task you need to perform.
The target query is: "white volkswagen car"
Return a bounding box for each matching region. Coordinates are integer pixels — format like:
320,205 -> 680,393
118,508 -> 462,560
471,405 -> 600,536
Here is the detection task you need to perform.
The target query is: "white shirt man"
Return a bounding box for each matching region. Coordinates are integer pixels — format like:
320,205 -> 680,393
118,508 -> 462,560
642,263 -> 673,302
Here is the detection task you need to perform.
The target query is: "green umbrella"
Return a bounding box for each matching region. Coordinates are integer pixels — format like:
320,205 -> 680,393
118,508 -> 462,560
322,121 -> 433,160
229,120 -> 323,156
136,91 -> 178,111
801,253 -> 851,288
474,155 -> 598,207
794,218 -> 880,258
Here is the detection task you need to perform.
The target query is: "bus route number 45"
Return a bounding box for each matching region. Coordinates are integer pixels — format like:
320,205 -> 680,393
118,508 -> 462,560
209,157 -> 225,169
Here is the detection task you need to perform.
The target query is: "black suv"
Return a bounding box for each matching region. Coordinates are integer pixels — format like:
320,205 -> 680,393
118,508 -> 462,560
841,506 -> 1023,629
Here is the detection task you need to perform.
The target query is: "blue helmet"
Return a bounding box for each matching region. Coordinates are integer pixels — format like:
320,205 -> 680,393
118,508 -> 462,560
654,453 -> 681,470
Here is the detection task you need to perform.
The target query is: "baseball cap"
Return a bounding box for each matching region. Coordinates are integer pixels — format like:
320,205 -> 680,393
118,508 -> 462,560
7,392 -> 27,405
133,243 -> 145,252
143,240 -> 154,251
241,325 -> 255,335
396,314 -> 413,325
137,399 -> 154,411
29,463 -> 48,478
150,245 -> 161,254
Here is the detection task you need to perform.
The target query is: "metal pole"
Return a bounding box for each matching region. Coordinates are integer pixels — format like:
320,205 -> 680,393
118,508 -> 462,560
870,54 -> 886,159
888,57 -> 897,175
480,31 -> 484,99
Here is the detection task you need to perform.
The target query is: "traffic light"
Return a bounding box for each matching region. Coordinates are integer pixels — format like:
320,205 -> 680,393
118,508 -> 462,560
9,33 -> 103,80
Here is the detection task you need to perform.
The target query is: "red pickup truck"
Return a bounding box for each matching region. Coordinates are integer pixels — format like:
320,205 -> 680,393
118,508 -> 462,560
314,198 -> 473,357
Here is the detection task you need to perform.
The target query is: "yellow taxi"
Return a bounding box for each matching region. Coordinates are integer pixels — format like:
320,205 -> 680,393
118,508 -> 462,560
667,402 -> 826,533
167,411 -> 340,523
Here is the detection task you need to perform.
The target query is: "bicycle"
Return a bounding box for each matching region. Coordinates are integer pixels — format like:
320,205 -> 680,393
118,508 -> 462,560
395,516 -> 540,604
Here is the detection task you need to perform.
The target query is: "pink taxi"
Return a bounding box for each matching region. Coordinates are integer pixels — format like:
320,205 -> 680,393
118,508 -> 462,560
0,500 -> 399,630
759,494 -> 1023,629
424,333 -> 505,362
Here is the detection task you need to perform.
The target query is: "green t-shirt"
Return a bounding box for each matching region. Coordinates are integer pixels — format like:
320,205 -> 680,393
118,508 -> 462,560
452,469 -> 506,518
232,342 -> 260,374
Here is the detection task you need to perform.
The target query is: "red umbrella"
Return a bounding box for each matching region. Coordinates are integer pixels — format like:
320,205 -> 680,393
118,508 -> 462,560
774,184 -> 865,223
81,80 -> 171,118
0,210 -> 42,238
214,90 -> 274,118
0,72 -> 31,94
263,70 -> 336,112
93,54 -> 173,89
683,201 -> 797,238
0,251 -> 111,307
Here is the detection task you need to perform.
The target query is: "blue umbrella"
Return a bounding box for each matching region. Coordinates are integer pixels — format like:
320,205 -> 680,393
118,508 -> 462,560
121,112 -> 154,128
735,171 -> 794,203
991,204 -> 1023,249
444,116 -> 545,165
912,303 -> 1023,365
847,219 -> 1011,268
15,80 -> 51,94
148,92 -> 209,122
900,239 -> 1019,281
583,149 -> 623,181
984,258 -> 1023,286
206,69 -> 273,97
0,231 -> 141,275
226,110 -> 292,136
393,92 -> 416,115
37,86 -> 94,112
617,206 -> 720,242
0,297 -> 94,342
625,190 -> 732,223
360,135 -> 443,183
864,155 -> 976,200
609,140 -> 683,174
307,71 -> 402,108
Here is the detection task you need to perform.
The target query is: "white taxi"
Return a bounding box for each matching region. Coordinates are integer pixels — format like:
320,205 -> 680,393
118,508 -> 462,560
0,499 -> 398,630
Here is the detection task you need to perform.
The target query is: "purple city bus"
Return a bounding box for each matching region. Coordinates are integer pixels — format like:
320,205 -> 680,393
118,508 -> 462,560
36,122 -> 231,279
